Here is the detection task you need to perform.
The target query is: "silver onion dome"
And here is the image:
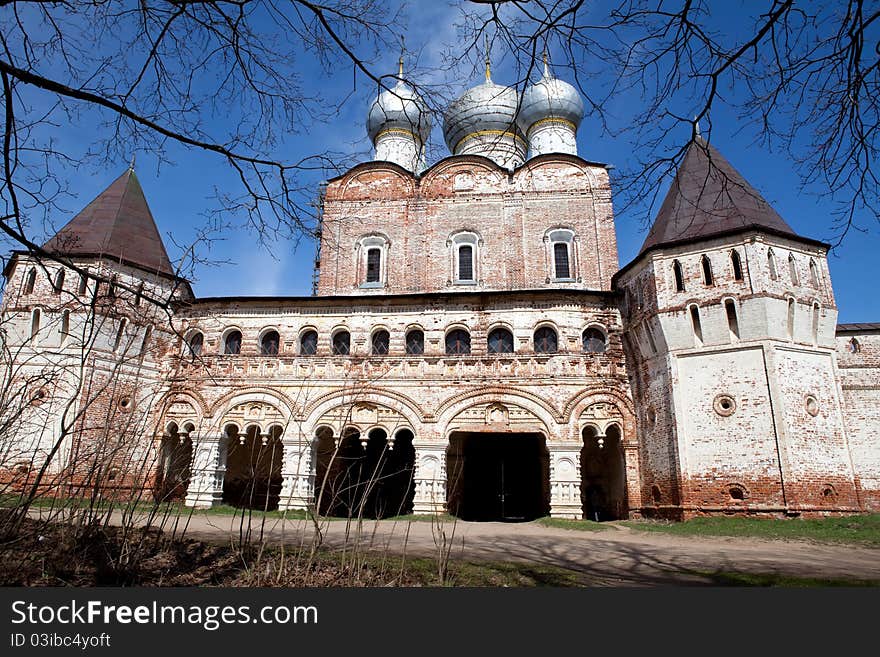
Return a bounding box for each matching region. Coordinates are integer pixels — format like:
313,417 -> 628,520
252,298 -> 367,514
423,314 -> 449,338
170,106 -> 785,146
366,79 -> 432,144
442,79 -> 524,154
516,63 -> 585,135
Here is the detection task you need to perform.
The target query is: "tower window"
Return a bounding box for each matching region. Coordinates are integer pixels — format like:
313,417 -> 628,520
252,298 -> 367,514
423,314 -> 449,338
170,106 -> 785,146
30,308 -> 41,339
187,332 -> 204,358
445,329 -> 471,355
788,254 -> 799,285
300,330 -> 318,356
848,337 -> 860,353
787,298 -> 795,340
730,250 -> 743,281
534,326 -> 558,354
672,260 -> 685,292
24,268 -> 36,295
689,305 -> 703,347
260,330 -> 280,355
809,259 -> 820,287
371,329 -> 390,355
701,255 -> 714,286
366,248 -> 381,284
405,329 -> 424,355
553,242 -> 571,279
78,273 -> 88,295
60,310 -> 70,344
458,245 -> 474,282
53,268 -> 65,294
768,249 -> 778,281
332,330 -> 350,356
582,327 -> 607,353
135,283 -> 144,306
725,299 -> 740,341
224,330 -> 242,355
812,303 -> 820,344
487,327 -> 514,354
113,318 -> 127,352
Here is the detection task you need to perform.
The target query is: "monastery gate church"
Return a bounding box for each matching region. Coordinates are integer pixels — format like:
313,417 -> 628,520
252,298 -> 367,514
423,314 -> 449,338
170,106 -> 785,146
2,55 -> 878,521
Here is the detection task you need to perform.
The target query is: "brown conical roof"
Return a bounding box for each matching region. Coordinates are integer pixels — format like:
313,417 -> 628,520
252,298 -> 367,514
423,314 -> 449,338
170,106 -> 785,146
640,137 -> 800,253
42,168 -> 176,276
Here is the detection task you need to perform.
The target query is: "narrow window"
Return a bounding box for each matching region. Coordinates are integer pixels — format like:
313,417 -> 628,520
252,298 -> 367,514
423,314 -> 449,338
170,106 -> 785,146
60,310 -> 70,344
113,318 -> 127,352
371,329 -> 390,355
30,309 -> 41,339
690,305 -> 703,347
141,326 -> 152,353
672,260 -> 685,293
108,275 -> 117,298
582,327 -> 606,353
365,248 -> 381,284
849,337 -> 860,353
725,299 -> 740,341
78,273 -> 88,295
224,330 -> 242,355
458,245 -> 474,282
787,298 -> 795,340
135,283 -> 144,306
768,249 -> 778,281
187,332 -> 204,358
332,330 -> 350,356
812,303 -> 820,344
260,330 -> 280,355
53,269 -> 65,294
788,254 -> 799,285
487,328 -> 514,354
809,259 -> 820,287
300,330 -> 318,356
405,329 -> 424,355
553,243 -> 571,279
701,255 -> 713,286
445,329 -> 471,355
730,250 -> 743,281
24,268 -> 36,294
645,323 -> 658,354
534,326 -> 558,354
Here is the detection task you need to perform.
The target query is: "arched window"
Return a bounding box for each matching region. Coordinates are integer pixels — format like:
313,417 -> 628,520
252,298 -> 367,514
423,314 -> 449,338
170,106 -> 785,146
458,245 -> 474,282
187,331 -> 203,358
108,275 -> 117,298
405,329 -> 424,355
553,243 -> 571,279
582,327 -> 606,353
848,337 -> 861,353
78,272 -> 88,295
812,303 -> 820,344
53,268 -> 65,294
113,318 -> 127,352
24,268 -> 36,294
371,329 -> 390,355
300,330 -> 318,356
141,326 -> 152,353
366,248 -> 381,284
445,329 -> 471,355
224,330 -> 242,355
730,250 -> 743,281
487,327 -> 514,354
787,298 -> 795,340
60,310 -> 70,344
672,260 -> 685,293
689,305 -> 703,347
701,255 -> 714,286
534,326 -> 558,354
809,259 -> 820,287
135,283 -> 144,306
788,253 -> 799,285
768,249 -> 778,281
725,299 -> 740,341
30,308 -> 40,339
260,330 -> 280,355
332,330 -> 350,355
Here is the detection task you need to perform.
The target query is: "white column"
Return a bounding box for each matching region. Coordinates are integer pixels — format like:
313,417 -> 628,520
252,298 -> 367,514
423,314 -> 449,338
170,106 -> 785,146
412,444 -> 447,515
549,445 -> 582,519
184,433 -> 226,508
278,435 -> 314,512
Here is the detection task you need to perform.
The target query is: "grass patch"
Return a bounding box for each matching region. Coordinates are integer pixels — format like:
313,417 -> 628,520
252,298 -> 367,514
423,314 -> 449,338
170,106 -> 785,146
624,514 -> 880,546
535,517 -> 608,532
698,571 -> 880,587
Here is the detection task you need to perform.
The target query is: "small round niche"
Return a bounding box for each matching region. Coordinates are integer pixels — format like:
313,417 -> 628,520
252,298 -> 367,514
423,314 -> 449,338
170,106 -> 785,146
805,395 -> 819,417
713,394 -> 737,417
118,396 -> 133,412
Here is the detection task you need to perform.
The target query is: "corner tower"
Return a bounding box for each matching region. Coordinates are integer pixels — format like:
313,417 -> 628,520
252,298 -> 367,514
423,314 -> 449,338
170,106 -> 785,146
614,137 -> 859,518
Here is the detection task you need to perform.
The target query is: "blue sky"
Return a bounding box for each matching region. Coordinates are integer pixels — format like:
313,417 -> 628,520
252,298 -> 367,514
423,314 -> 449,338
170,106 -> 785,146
20,1 -> 877,322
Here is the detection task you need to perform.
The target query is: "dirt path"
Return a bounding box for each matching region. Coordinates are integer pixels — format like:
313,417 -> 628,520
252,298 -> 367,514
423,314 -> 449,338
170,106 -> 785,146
166,512 -> 880,586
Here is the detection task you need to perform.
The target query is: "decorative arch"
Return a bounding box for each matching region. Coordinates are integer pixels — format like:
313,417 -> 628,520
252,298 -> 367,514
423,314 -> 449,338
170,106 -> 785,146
208,387 -> 297,427
434,387 -> 559,434
333,162 -> 417,200
562,388 -> 636,442
301,387 -> 425,430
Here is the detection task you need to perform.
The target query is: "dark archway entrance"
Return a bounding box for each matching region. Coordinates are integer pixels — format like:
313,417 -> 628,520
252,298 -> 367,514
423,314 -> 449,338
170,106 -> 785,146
223,424 -> 283,510
154,422 -> 192,502
580,424 -> 627,521
314,427 -> 415,519
447,432 -> 549,522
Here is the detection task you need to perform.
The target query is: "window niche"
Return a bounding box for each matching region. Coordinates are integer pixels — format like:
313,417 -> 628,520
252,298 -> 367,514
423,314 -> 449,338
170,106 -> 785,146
545,228 -> 576,282
357,235 -> 388,289
449,232 -> 480,285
